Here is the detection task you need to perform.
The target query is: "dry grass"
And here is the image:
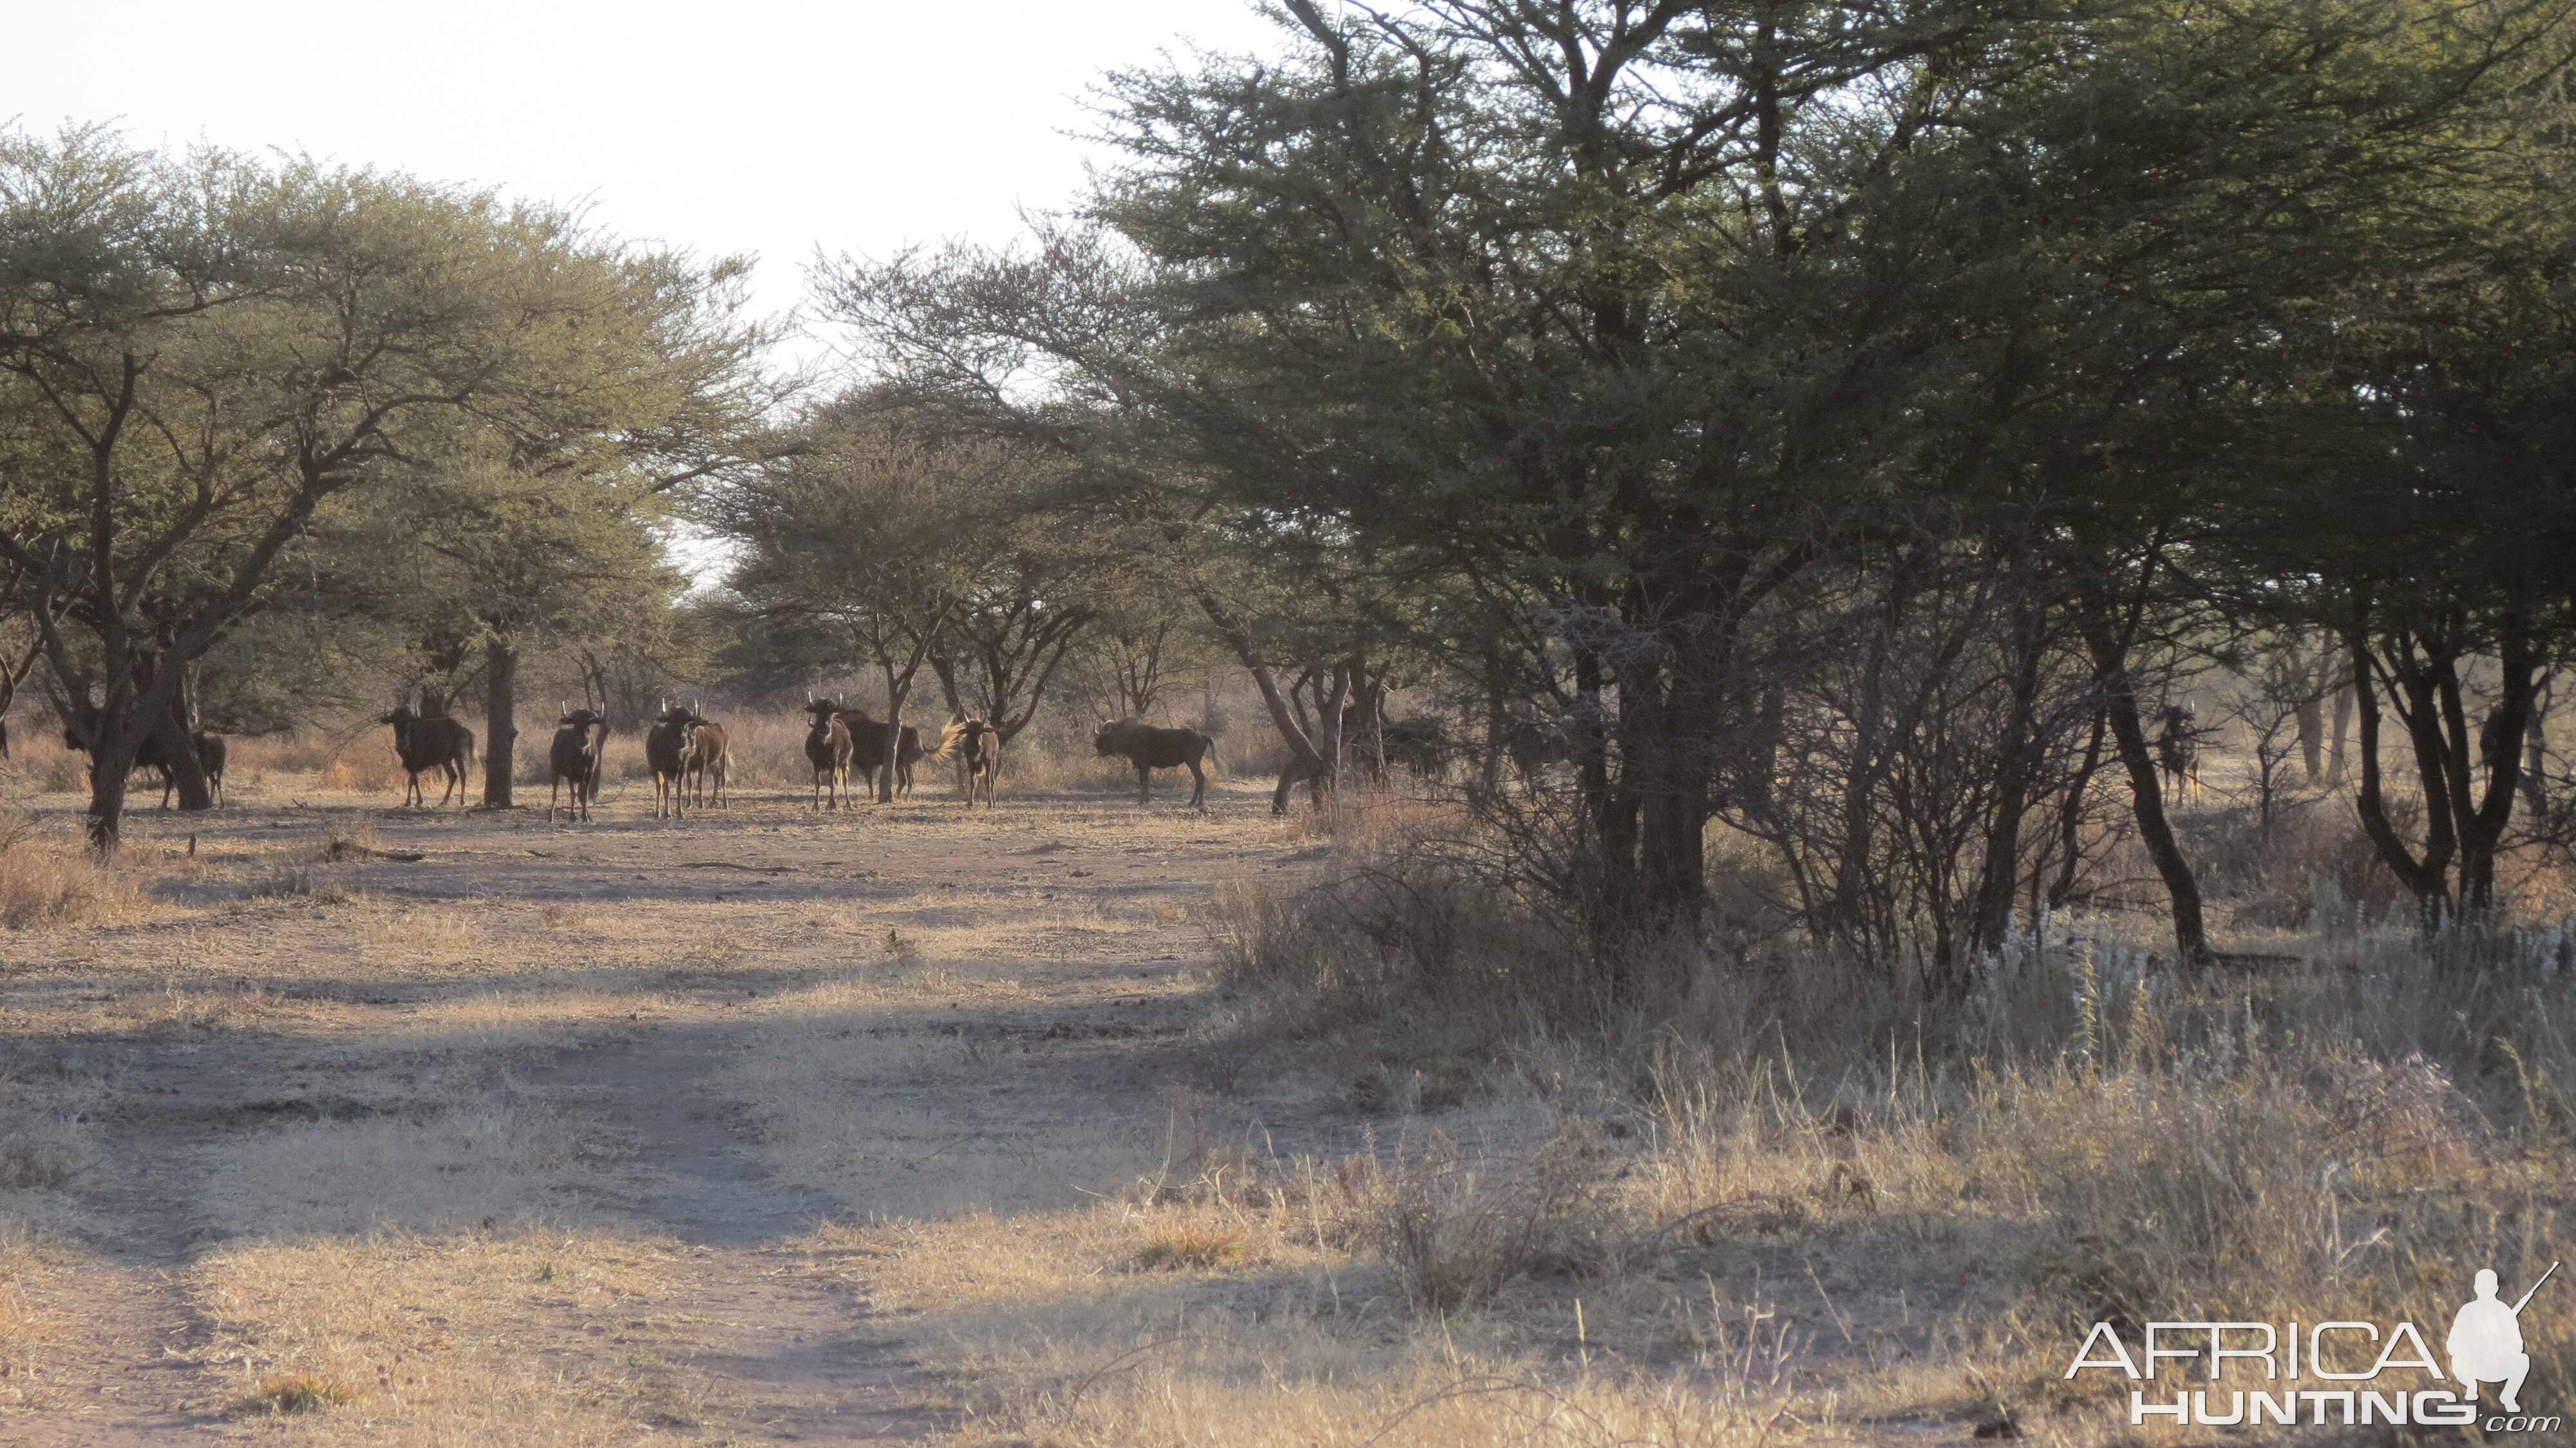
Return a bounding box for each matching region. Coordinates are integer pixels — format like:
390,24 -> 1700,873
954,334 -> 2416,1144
817,834 -> 2576,1448
200,1096 -> 623,1239
0,1226 -> 67,1407
0,770 -> 2554,1447
193,1227 -> 694,1445
0,815 -> 142,928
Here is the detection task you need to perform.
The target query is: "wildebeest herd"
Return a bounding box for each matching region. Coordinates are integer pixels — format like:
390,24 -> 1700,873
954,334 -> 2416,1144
22,695 -> 1235,819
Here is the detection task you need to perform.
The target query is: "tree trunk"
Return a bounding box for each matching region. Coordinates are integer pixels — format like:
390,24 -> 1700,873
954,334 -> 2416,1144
2083,621 -> 2211,965
79,710 -> 140,857
2442,626 -> 2533,913
484,636 -> 518,808
2327,680 -> 2354,783
127,655 -> 211,812
1969,595 -> 2049,960
2525,681 -> 2551,817
1186,580 -> 1326,811
149,707 -> 211,811
2347,629 -> 2450,925
2046,707 -> 2108,909
878,669 -> 908,803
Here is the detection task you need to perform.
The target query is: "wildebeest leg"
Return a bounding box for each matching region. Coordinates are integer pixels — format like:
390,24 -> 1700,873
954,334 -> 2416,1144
1186,757 -> 1207,809
549,774 -> 562,823
1135,763 -> 1151,803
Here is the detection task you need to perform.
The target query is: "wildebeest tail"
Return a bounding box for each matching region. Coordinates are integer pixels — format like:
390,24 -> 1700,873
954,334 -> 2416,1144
1200,731 -> 1222,779
928,719 -> 968,763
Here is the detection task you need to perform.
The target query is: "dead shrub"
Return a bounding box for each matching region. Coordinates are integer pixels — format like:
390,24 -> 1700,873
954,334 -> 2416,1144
1371,1134 -> 1625,1310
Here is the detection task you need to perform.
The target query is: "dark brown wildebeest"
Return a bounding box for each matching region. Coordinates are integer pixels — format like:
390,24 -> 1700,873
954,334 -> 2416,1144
645,700 -> 692,819
943,718 -> 1002,807
61,703 -> 228,810
547,705 -> 607,822
193,733 -> 227,808
2154,703 -> 2206,803
381,705 -> 476,808
1094,719 -> 1217,809
804,697 -> 855,809
682,704 -> 730,808
836,707 -> 925,797
0,650 -> 27,761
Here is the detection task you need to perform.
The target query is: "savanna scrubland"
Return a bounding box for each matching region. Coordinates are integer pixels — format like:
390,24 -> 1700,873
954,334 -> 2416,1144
6,0 -> 2576,1443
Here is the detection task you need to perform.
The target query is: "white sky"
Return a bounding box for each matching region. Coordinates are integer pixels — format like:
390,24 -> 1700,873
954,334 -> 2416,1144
7,1 -> 1293,353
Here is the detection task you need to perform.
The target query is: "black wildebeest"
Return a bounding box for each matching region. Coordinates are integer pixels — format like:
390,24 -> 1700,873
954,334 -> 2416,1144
59,701 -> 227,809
1094,719 -> 1217,809
193,734 -> 228,807
943,718 -> 1002,807
804,697 -> 854,809
683,704 -> 730,808
645,700 -> 692,819
835,706 -> 925,798
382,704 -> 477,807
0,649 -> 29,761
547,705 -> 607,822
2154,703 -> 2207,803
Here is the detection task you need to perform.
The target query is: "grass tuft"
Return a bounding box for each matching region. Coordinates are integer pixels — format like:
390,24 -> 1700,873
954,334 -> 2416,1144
227,1372 -> 357,1415
1134,1225 -> 1246,1270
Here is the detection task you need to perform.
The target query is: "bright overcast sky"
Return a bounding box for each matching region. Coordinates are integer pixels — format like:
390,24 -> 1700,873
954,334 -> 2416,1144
8,1 -> 1293,354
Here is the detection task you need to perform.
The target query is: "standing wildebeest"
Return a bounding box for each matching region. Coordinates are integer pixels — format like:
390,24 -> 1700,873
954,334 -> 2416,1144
1094,719 -> 1217,809
804,697 -> 855,809
943,718 -> 1002,807
834,707 -> 925,798
682,703 -> 730,808
381,705 -> 476,808
645,700 -> 692,819
547,705 -> 607,822
2154,703 -> 2206,803
191,734 -> 228,808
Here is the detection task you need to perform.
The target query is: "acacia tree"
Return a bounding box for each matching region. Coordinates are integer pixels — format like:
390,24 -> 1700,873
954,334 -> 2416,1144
0,128 -> 681,848
711,400 -> 1003,801
927,460 -> 1113,743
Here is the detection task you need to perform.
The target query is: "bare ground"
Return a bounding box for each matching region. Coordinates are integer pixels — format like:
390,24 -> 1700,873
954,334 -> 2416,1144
0,777 -> 1304,1445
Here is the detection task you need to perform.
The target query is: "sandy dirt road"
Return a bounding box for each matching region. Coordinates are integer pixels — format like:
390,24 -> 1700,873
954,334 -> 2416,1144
0,779 -> 1306,1445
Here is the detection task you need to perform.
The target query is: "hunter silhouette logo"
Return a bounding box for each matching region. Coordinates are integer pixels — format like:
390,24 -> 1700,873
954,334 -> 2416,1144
2452,1262 -> 2555,1415
2063,1262 -> 2561,1432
